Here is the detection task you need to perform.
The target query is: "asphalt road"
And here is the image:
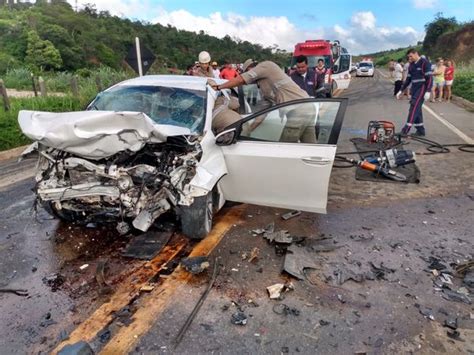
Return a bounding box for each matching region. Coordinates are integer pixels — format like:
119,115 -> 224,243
0,71 -> 473,354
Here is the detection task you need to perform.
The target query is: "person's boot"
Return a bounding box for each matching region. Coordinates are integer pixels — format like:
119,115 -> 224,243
401,125 -> 411,135
411,130 -> 425,137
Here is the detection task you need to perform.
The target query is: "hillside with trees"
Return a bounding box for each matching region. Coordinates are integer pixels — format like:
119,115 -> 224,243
0,0 -> 290,74
360,14 -> 473,66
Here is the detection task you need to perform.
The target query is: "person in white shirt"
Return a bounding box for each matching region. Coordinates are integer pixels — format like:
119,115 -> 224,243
211,62 -> 220,79
393,59 -> 404,96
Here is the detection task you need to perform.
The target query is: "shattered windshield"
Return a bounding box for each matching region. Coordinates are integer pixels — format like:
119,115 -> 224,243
89,85 -> 207,133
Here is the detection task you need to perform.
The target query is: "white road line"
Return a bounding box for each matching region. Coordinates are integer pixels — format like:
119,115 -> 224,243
422,104 -> 474,144
377,68 -> 473,144
376,69 -> 390,79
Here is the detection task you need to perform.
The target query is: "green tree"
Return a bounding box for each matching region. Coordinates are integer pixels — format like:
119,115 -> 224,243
25,30 -> 63,70
423,13 -> 459,54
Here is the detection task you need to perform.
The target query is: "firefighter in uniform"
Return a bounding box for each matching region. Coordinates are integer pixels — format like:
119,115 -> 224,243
397,49 -> 433,136
194,51 -> 214,78
208,59 -> 316,143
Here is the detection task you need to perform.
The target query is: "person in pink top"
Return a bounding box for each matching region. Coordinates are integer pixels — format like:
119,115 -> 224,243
444,59 -> 455,103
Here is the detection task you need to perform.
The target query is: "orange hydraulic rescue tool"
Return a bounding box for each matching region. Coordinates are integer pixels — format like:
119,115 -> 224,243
340,156 -> 407,182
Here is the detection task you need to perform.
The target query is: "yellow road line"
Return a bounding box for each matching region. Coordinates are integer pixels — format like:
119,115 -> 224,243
99,205 -> 244,354
52,238 -> 188,354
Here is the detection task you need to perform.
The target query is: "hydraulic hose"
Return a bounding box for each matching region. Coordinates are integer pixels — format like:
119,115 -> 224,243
333,134 -> 474,169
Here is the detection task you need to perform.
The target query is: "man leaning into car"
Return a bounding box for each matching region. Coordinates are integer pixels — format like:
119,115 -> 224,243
209,59 -> 316,143
209,81 -> 242,134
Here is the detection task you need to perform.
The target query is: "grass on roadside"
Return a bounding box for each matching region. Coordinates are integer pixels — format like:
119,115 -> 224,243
0,66 -> 134,152
0,96 -> 82,151
452,62 -> 474,102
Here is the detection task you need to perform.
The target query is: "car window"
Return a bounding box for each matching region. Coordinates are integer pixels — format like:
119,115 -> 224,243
89,85 -> 207,133
359,62 -> 373,68
238,100 -> 345,144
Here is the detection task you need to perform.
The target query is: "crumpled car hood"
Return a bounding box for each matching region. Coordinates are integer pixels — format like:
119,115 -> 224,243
18,110 -> 193,160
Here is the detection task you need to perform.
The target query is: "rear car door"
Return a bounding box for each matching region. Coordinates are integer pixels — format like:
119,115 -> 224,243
217,98 -> 347,213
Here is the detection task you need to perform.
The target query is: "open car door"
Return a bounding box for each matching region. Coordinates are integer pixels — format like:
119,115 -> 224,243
216,98 -> 348,213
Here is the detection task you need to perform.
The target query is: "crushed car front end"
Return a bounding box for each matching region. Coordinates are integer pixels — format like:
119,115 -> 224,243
33,136 -> 202,234
19,76 -> 220,237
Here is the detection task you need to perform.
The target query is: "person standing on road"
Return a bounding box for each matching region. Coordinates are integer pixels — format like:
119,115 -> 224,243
209,59 -> 316,143
431,58 -> 446,102
402,59 -> 411,99
393,59 -> 404,96
388,59 -> 395,78
290,55 -> 316,97
444,59 -> 455,102
219,62 -> 238,80
211,61 -> 221,79
314,59 -> 328,97
396,48 -> 433,136
194,51 -> 214,78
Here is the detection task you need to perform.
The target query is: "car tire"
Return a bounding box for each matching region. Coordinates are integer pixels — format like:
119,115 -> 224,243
43,201 -> 89,224
180,191 -> 214,240
328,81 -> 336,98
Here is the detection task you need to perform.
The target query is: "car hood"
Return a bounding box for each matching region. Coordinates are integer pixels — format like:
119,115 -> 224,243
18,110 -> 193,160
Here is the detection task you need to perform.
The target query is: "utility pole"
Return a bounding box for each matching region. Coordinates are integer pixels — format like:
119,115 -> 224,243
135,37 -> 143,77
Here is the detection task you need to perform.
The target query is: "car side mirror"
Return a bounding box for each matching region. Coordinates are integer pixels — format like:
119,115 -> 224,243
215,128 -> 237,146
332,64 -> 339,73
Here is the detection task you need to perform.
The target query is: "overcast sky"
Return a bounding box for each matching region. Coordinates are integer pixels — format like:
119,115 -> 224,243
66,0 -> 473,54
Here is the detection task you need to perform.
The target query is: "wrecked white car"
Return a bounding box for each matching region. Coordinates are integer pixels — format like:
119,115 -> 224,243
19,75 -> 347,239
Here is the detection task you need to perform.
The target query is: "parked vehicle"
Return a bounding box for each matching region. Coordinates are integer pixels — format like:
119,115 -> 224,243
356,61 -> 375,77
19,75 -> 348,240
290,39 -> 352,96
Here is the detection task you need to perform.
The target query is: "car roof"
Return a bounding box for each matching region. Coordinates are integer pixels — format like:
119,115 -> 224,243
110,75 -> 226,92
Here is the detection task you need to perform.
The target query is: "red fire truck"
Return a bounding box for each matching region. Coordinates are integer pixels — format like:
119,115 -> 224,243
291,39 -> 352,97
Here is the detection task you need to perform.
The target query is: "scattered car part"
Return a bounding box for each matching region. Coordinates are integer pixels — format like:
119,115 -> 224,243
267,285 -> 294,306
442,289 -> 472,304
122,231 -> 173,260
283,245 -> 320,280
281,210 -> 301,220
369,262 -> 396,280
42,273 -> 65,292
267,283 -> 286,299
95,260 -> 112,295
444,318 -> 458,330
57,340 -> 94,355
230,312 -> 248,326
446,329 -> 461,341
248,247 -> 260,263
181,256 -> 210,275
174,257 -> 219,349
272,303 -> 300,316
415,304 -> 435,321
264,230 -> 292,244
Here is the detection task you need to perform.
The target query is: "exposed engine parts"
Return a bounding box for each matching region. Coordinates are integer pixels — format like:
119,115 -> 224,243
34,137 -> 202,233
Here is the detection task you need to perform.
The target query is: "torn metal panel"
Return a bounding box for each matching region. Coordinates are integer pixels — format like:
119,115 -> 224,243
31,135 -> 203,232
18,110 -> 179,160
283,245 -> 320,280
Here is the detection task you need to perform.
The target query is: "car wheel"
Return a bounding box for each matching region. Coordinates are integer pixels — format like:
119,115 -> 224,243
43,201 -> 89,224
180,191 -> 214,240
328,81 -> 336,97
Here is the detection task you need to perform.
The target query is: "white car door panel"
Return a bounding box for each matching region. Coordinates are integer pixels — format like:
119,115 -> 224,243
218,98 -> 347,213
219,142 -> 336,213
